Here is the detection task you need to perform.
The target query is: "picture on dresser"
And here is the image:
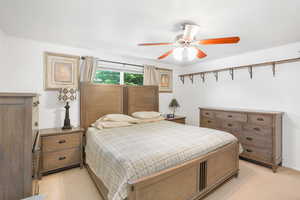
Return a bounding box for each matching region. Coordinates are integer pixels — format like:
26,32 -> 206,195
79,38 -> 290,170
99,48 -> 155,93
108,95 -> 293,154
44,52 -> 80,90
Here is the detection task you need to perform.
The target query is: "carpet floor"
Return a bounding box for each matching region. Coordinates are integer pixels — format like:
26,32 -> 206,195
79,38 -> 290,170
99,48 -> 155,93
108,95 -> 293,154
39,160 -> 300,200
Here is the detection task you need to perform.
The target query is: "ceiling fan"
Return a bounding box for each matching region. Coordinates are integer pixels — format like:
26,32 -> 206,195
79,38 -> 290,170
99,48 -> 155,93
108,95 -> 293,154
138,24 -> 240,61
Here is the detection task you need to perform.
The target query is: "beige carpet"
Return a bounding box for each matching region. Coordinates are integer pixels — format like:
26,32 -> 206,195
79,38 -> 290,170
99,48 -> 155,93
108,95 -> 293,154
39,160 -> 300,200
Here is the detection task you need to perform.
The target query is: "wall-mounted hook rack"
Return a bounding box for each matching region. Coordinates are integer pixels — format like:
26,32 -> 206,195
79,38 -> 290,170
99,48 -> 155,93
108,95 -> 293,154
178,57 -> 300,84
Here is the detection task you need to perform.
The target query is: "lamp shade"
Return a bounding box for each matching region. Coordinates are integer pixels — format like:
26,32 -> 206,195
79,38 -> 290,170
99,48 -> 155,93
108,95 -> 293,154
58,88 -> 77,102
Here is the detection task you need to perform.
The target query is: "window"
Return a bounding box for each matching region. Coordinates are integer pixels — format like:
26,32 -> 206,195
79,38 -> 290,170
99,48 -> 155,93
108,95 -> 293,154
93,61 -> 143,85
94,70 -> 120,84
124,72 -> 143,86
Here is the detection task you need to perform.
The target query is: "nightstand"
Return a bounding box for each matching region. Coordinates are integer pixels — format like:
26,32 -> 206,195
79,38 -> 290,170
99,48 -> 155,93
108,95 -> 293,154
39,127 -> 84,177
164,115 -> 186,124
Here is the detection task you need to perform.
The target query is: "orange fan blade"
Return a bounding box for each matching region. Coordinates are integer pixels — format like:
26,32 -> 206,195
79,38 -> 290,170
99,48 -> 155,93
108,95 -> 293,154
138,42 -> 174,46
158,50 -> 173,59
199,37 -> 240,45
195,48 -> 207,59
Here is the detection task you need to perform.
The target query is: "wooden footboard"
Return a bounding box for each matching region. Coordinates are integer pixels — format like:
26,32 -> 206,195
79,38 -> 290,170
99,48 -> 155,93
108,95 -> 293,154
86,141 -> 239,200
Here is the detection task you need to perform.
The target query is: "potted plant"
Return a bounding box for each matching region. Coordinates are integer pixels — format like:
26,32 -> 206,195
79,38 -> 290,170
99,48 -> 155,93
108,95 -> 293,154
168,98 -> 180,118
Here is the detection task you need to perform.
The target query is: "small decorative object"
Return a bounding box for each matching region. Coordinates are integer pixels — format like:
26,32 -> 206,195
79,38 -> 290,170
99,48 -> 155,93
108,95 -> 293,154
169,98 -> 180,116
158,68 -> 173,93
44,52 -> 80,90
166,113 -> 175,119
58,87 -> 77,129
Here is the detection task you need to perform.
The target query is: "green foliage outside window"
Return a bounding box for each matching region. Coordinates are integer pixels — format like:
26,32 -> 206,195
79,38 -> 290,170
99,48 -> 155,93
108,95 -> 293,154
93,70 -> 143,85
124,73 -> 143,85
94,70 -> 120,84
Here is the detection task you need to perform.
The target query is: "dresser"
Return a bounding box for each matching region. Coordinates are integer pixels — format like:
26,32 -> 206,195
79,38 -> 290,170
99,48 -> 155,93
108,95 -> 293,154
39,127 -> 84,177
199,107 -> 283,172
0,93 -> 39,200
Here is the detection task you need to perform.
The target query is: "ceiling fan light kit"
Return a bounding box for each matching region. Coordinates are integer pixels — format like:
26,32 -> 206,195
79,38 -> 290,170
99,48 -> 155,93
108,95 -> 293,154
138,23 -> 240,61
173,47 -> 198,61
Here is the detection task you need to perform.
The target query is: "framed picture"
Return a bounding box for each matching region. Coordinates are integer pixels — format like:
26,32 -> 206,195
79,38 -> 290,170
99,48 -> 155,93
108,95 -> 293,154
44,52 -> 80,90
158,68 -> 173,93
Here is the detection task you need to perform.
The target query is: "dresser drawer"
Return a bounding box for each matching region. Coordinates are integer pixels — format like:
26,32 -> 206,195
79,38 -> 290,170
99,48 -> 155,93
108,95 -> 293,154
242,124 -> 272,137
241,131 -> 272,149
200,117 -> 217,129
248,114 -> 273,127
201,110 -> 215,119
216,111 -> 247,122
42,148 -> 80,172
241,144 -> 272,163
220,120 -> 242,132
42,133 -> 81,152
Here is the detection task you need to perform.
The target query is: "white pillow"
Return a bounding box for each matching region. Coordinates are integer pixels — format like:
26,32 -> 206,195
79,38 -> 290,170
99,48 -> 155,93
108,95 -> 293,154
135,116 -> 165,124
100,114 -> 138,122
93,120 -> 133,130
132,111 -> 161,119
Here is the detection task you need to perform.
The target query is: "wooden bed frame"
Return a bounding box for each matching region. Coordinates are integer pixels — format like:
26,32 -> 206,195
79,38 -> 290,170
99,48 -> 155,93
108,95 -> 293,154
80,83 -> 239,200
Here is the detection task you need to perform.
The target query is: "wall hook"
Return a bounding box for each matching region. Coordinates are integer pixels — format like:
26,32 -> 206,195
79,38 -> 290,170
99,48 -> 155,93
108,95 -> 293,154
189,75 -> 194,83
180,76 -> 185,84
248,66 -> 253,79
229,68 -> 234,80
200,73 -> 205,83
272,63 -> 276,77
214,71 -> 219,82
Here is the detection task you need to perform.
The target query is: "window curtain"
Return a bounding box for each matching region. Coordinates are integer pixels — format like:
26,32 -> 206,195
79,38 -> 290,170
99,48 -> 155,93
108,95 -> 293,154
81,56 -> 95,82
143,65 -> 159,85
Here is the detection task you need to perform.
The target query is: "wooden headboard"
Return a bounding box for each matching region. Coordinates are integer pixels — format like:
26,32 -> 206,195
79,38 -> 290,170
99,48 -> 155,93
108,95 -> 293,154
80,83 -> 159,129
124,86 -> 159,115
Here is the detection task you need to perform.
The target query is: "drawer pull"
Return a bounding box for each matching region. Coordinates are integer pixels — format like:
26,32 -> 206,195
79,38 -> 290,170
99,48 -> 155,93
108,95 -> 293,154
58,156 -> 66,160
207,120 -> 212,123
34,122 -> 39,126
257,118 -> 264,121
246,149 -> 253,153
205,112 -> 210,115
58,139 -> 66,144
227,123 -> 233,127
246,137 -> 253,141
253,127 -> 260,131
227,115 -> 233,118
33,101 -> 40,107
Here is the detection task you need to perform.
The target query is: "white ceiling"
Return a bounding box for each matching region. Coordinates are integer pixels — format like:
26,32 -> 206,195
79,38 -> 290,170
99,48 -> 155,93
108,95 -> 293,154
1,0 -> 300,65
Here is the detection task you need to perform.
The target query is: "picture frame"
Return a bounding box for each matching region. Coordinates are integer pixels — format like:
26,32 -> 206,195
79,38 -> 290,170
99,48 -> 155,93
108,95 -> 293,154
158,68 -> 173,93
44,52 -> 80,90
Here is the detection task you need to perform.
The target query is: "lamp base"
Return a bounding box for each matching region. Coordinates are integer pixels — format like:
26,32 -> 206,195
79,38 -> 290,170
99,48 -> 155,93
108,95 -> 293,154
62,102 -> 72,130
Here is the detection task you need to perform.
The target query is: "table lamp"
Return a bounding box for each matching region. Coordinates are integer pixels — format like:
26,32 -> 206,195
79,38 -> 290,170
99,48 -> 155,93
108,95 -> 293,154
58,87 -> 77,129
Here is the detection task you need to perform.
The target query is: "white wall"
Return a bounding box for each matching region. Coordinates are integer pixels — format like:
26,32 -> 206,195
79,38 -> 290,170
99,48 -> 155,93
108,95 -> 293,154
175,42 -> 300,171
0,35 -> 178,129
0,28 -> 7,70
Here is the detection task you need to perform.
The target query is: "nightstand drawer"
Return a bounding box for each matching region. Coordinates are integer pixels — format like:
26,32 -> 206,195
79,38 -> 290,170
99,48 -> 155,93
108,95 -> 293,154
42,133 -> 80,152
172,118 -> 185,124
42,148 -> 80,172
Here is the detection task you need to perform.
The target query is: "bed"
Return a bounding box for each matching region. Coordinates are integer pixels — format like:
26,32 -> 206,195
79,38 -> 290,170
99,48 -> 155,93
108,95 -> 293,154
80,83 -> 239,200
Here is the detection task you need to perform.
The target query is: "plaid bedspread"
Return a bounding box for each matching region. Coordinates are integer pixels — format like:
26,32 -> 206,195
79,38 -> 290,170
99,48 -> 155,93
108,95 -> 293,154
85,120 -> 237,200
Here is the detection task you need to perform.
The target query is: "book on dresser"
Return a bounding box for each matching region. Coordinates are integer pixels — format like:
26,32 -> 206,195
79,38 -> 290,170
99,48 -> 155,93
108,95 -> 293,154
199,107 -> 283,172
0,93 -> 39,200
